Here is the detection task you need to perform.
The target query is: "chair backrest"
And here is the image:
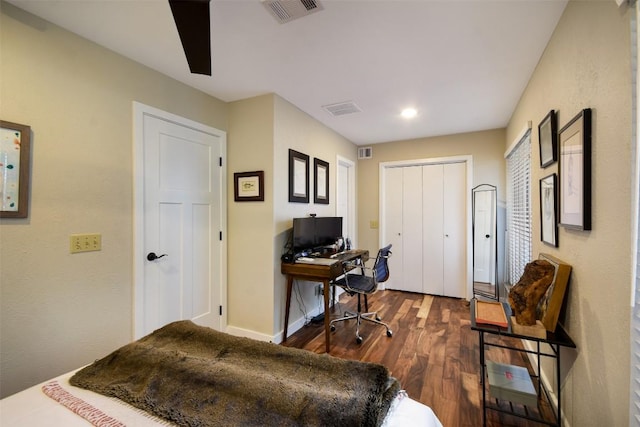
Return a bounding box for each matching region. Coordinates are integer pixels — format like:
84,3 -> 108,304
373,244 -> 392,283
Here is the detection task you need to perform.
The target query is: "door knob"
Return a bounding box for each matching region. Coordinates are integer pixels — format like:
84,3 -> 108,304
147,252 -> 168,261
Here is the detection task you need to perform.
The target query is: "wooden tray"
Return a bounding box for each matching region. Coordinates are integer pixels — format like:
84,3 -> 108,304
475,300 -> 508,328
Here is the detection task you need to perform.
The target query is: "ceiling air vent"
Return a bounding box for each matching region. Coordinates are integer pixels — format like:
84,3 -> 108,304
262,0 -> 323,24
322,101 -> 362,117
358,147 -> 373,160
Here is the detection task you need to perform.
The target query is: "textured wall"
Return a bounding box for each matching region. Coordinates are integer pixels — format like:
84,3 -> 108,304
272,95 -> 358,338
0,5 -> 228,397
227,95 -> 276,337
506,2 -> 632,425
356,128 -> 506,263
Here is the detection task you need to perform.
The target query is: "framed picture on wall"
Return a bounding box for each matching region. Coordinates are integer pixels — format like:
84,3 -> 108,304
540,173 -> 558,247
313,158 -> 329,204
288,149 -> 309,203
0,120 -> 31,218
538,110 -> 557,168
234,171 -> 264,202
559,108 -> 592,230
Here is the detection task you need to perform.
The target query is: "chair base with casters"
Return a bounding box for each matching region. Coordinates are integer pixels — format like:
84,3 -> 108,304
329,244 -> 394,345
330,294 -> 392,344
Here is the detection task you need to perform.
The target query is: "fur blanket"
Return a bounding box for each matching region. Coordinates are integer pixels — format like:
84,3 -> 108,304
70,321 -> 400,427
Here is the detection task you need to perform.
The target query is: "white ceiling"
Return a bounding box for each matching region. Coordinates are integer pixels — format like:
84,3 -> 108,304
6,0 -> 567,145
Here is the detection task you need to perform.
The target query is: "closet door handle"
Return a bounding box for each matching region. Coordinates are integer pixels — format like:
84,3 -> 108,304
147,252 -> 168,261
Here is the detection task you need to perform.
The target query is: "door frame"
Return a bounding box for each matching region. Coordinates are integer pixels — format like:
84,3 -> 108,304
132,101 -> 227,338
379,155 -> 473,300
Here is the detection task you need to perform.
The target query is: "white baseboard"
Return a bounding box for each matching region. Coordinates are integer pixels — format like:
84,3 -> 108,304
225,325 -> 275,343
228,291 -> 343,344
275,292 -> 344,343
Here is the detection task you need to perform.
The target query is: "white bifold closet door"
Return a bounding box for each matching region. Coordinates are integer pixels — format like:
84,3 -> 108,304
441,162 -> 466,297
383,162 -> 465,298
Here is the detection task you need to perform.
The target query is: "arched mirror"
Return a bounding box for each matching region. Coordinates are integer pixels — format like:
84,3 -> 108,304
472,184 -> 498,300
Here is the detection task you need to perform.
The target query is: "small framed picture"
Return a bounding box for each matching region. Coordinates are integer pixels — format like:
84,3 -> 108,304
288,149 -> 309,203
313,158 -> 329,204
559,108 -> 592,230
538,110 -> 557,168
1,120 -> 31,218
234,171 -> 264,202
540,173 -> 558,247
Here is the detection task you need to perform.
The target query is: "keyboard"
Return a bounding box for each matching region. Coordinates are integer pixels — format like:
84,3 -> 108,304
296,257 -> 338,266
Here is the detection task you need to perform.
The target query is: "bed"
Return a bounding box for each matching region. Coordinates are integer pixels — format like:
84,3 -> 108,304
1,321 -> 443,427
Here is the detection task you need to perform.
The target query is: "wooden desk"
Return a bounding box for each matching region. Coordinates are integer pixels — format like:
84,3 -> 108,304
281,249 -> 369,352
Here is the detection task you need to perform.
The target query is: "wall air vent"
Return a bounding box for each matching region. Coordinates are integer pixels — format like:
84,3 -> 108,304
262,0 -> 323,24
322,101 -> 362,117
358,147 -> 373,160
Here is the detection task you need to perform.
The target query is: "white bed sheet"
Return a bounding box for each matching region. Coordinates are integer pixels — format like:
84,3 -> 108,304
1,370 -> 443,427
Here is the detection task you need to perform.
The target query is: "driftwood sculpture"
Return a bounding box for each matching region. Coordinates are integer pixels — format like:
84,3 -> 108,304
508,260 -> 555,326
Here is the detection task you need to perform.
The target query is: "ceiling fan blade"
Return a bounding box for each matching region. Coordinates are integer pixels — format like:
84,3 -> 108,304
168,0 -> 211,76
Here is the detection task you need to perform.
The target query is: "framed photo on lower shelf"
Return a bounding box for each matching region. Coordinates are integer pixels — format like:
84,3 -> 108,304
540,173 -> 558,247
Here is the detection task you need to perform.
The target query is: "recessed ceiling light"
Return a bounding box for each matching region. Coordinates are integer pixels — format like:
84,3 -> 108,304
401,108 -> 417,119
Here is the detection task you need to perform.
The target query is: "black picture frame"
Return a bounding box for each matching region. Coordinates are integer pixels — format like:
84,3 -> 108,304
559,108 -> 592,230
234,171 -> 264,202
313,158 -> 329,204
540,173 -> 558,247
288,149 -> 309,203
0,120 -> 31,218
538,110 -> 557,168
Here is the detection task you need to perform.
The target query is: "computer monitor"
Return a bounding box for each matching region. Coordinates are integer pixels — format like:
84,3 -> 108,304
292,217 -> 316,252
314,217 -> 343,248
292,216 -> 342,253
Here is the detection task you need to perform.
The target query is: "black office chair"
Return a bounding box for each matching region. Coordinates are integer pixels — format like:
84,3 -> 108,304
329,244 -> 393,344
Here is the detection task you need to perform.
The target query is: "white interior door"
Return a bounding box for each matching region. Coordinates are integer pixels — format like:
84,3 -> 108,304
380,157 -> 471,298
336,156 -> 355,248
134,103 -> 226,339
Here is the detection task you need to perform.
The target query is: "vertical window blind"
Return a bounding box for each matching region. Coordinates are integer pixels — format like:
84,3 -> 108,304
506,130 -> 532,286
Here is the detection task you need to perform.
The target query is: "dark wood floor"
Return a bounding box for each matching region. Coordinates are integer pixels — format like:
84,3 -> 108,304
282,290 -> 553,427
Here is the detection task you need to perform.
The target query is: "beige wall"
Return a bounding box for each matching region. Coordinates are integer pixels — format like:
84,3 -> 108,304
4,2 -> 632,422
227,95 -> 275,337
357,129 -> 506,258
1,3 -> 358,398
226,94 -> 358,339
272,95 -> 358,337
0,5 -> 228,398
507,2 -> 632,425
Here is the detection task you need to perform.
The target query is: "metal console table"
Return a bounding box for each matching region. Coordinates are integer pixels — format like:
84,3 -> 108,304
470,299 -> 576,426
